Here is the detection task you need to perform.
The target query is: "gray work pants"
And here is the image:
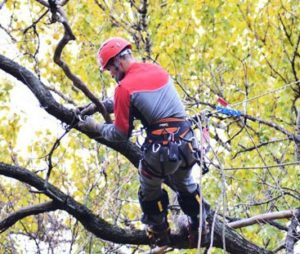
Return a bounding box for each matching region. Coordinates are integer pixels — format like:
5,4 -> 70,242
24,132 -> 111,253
139,131 -> 199,225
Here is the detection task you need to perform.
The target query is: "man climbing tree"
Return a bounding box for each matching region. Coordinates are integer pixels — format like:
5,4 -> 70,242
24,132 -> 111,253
1,1 -> 300,253
77,37 -> 210,247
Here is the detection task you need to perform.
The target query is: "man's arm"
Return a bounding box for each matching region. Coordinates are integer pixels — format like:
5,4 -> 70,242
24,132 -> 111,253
77,117 -> 127,142
78,98 -> 114,117
99,123 -> 127,141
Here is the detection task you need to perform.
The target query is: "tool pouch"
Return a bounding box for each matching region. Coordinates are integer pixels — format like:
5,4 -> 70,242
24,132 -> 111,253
168,141 -> 179,162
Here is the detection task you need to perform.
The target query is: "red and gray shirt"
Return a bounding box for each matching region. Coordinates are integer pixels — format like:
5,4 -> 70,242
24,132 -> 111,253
99,62 -> 186,141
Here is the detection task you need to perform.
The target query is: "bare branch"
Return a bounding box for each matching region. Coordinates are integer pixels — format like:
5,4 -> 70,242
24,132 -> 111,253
278,13 -> 293,47
233,138 -> 290,159
48,3 -> 111,123
244,113 -> 300,142
224,161 -> 300,171
23,9 -> 49,34
35,0 -> 49,7
286,209 -> 300,254
0,24 -> 17,43
228,209 -> 296,229
45,84 -> 76,105
0,201 -> 58,233
291,34 -> 300,82
0,53 -> 142,168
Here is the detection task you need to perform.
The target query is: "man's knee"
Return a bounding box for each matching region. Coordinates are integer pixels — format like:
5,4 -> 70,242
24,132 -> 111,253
177,185 -> 201,217
139,188 -> 169,216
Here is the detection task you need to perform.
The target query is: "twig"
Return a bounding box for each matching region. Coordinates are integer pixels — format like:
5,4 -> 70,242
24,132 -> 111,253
44,119 -> 76,189
233,138 -> 289,159
224,161 -> 300,171
23,9 -> 49,34
54,6 -> 111,123
45,84 -> 76,105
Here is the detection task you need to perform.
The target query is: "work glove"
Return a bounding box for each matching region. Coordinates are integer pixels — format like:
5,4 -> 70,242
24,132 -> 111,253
76,103 -> 97,119
77,116 -> 102,134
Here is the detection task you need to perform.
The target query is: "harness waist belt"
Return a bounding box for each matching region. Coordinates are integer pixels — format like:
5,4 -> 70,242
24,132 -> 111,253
146,118 -> 191,144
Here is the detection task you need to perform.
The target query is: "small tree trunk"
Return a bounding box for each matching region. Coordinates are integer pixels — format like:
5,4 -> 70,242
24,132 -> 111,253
295,107 -> 300,161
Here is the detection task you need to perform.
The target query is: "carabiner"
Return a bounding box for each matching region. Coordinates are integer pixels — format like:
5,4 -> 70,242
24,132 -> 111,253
152,143 -> 161,153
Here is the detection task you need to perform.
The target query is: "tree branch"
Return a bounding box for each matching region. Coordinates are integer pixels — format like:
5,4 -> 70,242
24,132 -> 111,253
0,162 -> 147,245
0,162 -> 273,253
233,138 -> 289,159
286,209 -> 300,254
0,53 -> 141,168
0,0 -> 7,10
39,1 -> 111,123
0,201 -> 58,233
228,210 -> 296,229
244,113 -> 300,143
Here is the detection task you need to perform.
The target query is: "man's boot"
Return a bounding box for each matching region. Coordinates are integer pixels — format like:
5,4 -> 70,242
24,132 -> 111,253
177,187 -> 210,247
146,221 -> 171,246
187,215 -> 210,248
139,189 -> 171,246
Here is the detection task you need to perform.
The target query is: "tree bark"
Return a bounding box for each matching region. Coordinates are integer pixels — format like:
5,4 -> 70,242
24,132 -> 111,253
286,209 -> 300,254
0,54 -> 142,168
0,162 -> 274,253
0,201 -> 58,233
228,210 -> 295,229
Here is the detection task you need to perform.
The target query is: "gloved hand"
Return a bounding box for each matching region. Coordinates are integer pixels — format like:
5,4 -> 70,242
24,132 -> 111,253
77,116 -> 102,133
75,103 -> 97,119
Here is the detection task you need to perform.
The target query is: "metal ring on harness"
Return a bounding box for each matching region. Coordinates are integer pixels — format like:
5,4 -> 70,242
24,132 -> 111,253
152,143 -> 161,153
176,140 -> 182,146
187,136 -> 199,152
78,114 -> 87,122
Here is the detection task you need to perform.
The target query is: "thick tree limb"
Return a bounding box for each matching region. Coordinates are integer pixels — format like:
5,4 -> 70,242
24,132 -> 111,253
286,209 -> 300,254
0,162 -> 147,245
0,201 -> 58,233
0,162 -> 273,253
0,54 -> 141,168
228,210 -> 296,229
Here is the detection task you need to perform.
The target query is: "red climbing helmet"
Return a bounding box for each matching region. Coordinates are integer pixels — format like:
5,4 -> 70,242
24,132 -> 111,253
97,37 -> 132,71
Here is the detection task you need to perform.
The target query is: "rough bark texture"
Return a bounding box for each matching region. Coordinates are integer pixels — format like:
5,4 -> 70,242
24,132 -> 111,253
286,209 -> 300,254
0,54 -> 141,168
0,202 -> 58,233
0,162 -> 273,253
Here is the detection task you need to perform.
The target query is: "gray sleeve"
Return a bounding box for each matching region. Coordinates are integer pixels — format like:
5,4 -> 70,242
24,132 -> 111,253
102,98 -> 114,114
98,123 -> 127,142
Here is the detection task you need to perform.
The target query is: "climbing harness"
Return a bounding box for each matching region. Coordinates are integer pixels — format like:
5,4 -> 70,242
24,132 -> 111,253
142,117 -> 211,176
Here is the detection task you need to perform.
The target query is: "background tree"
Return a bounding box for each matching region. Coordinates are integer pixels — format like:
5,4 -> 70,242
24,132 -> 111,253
0,0 -> 299,253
